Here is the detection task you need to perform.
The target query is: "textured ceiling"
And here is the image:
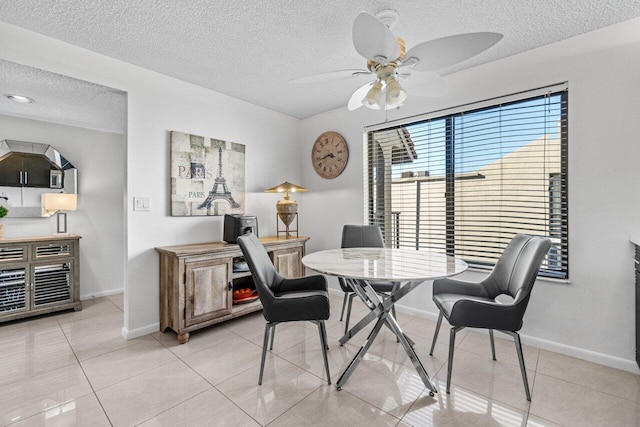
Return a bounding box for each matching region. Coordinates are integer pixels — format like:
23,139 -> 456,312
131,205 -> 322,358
0,60 -> 126,134
1,0 -> 640,123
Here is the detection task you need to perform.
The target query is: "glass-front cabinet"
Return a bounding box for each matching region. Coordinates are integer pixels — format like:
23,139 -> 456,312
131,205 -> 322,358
0,235 -> 81,321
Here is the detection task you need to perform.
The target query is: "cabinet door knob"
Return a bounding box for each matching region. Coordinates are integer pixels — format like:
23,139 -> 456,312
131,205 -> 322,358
228,282 -> 233,290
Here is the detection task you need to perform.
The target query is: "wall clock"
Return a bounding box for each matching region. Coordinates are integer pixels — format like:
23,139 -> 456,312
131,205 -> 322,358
312,131 -> 349,179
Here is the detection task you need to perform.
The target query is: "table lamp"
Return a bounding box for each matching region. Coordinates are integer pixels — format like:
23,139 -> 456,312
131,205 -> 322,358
265,182 -> 308,238
42,193 -> 77,234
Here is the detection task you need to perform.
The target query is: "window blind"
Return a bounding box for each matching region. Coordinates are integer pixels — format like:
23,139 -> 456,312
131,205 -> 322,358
366,86 -> 568,279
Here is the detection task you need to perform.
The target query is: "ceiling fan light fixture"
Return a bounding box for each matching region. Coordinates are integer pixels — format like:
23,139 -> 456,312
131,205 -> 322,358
363,81 -> 383,109
385,76 -> 407,107
336,11 -> 502,113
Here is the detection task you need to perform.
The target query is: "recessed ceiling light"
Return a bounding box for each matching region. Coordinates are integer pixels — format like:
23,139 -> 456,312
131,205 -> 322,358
5,94 -> 35,103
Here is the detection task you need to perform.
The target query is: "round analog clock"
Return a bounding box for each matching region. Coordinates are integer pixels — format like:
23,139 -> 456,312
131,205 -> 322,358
312,131 -> 349,179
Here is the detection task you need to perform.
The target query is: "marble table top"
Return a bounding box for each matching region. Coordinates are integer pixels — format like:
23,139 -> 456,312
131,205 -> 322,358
302,247 -> 468,282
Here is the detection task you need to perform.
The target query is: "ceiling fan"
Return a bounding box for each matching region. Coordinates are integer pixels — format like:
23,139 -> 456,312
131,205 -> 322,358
294,10 -> 503,111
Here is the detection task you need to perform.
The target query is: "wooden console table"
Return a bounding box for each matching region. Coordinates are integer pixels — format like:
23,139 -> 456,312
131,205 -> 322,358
155,236 -> 308,343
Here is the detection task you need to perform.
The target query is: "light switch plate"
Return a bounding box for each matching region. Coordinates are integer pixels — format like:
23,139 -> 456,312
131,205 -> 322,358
134,197 -> 150,212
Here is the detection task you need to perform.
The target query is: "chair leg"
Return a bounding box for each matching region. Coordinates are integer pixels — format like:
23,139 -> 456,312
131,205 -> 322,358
269,324 -> 276,350
446,327 -> 456,394
258,323 -> 271,385
489,329 -> 496,360
340,292 -> 348,321
512,332 -> 531,401
430,312 -> 443,356
344,293 -> 356,335
322,319 -> 329,350
446,326 -> 464,394
318,321 -> 331,384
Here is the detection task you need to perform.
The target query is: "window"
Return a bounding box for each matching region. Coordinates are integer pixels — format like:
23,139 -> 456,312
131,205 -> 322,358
366,85 -> 568,279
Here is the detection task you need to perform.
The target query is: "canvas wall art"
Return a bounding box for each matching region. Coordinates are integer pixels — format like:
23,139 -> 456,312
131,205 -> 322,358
170,131 -> 245,216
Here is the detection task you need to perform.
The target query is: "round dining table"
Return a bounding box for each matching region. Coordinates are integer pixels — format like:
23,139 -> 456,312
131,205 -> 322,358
302,247 -> 468,394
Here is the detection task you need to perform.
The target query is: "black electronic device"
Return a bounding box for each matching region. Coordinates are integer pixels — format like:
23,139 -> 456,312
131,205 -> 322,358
224,214 -> 258,244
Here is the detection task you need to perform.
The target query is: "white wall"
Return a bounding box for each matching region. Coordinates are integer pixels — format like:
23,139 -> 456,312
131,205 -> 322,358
299,18 -> 640,372
0,115 -> 126,299
0,22 -> 301,338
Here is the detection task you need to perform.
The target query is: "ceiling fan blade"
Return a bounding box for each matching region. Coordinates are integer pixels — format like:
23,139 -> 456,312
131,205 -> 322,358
352,12 -> 401,62
403,32 -> 503,72
347,82 -> 374,111
291,69 -> 371,84
402,72 -> 448,98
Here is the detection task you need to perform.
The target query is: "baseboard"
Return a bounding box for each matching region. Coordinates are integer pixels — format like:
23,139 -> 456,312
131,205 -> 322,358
80,288 -> 124,300
327,287 -> 640,374
522,335 -> 640,374
122,322 -> 159,340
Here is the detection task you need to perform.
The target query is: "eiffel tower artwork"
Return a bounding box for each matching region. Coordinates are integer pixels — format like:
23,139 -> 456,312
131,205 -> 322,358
170,131 -> 245,217
198,147 -> 240,211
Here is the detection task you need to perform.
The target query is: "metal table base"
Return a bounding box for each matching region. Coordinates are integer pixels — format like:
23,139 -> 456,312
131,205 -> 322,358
335,279 -> 438,396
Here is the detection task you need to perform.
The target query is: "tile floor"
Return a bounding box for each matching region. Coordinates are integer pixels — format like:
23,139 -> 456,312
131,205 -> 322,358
1,293 -> 638,426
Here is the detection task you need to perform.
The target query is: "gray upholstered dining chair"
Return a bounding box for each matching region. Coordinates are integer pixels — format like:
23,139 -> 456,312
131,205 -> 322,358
338,225 -> 397,336
237,232 -> 331,385
429,233 -> 551,401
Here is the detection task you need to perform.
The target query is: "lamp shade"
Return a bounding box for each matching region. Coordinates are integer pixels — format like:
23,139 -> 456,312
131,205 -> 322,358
363,81 -> 383,110
42,193 -> 77,212
385,76 -> 407,107
264,182 -> 308,197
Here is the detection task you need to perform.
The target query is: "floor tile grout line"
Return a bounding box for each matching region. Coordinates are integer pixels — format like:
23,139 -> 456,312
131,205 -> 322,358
526,369 -> 537,420
452,379 -> 533,412
203,348 -> 329,426
271,346 -> 335,383
225,317 -> 319,355
116,357 -> 239,426
210,366 -> 308,427
433,360 -> 533,413
56,296 -> 122,322
437,380 -> 531,417
132,386 -> 217,426
71,337 -> 149,363
173,345 -> 265,426
0,334 -> 78,389
4,395 -> 101,427
64,327 -> 152,363
57,313 -> 115,426
160,326 -> 264,360
344,378 -> 427,422
259,383 -> 325,426
82,354 -> 181,394
56,313 -> 126,342
263,384 -> 405,427
178,342 -> 261,389
252,324 -> 391,385
210,382 -> 266,427
520,349 -> 640,406
532,371 -> 640,405
60,311 -> 182,398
